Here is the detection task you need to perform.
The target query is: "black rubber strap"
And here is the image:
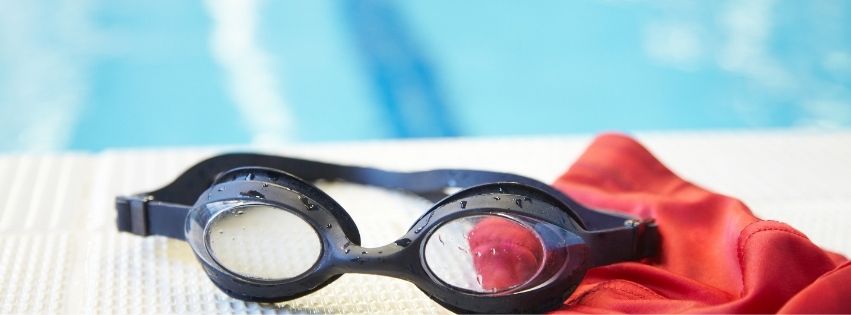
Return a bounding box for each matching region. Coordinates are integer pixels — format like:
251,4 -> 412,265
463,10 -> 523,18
586,220 -> 661,267
116,153 -> 637,241
116,197 -> 189,240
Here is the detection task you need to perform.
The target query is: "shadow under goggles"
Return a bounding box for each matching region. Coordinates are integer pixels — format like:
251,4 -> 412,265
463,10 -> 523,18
116,153 -> 659,313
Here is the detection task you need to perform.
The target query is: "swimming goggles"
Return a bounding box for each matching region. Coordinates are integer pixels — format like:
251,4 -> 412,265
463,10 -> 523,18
116,153 -> 658,313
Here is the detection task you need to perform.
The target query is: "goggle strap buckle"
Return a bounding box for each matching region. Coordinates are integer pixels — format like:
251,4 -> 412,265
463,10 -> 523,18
127,195 -> 152,236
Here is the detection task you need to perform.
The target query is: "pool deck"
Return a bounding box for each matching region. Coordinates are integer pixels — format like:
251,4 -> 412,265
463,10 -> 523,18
0,130 -> 849,313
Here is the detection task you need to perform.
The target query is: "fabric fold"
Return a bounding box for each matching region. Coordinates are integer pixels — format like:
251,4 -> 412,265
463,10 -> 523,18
546,133 -> 850,313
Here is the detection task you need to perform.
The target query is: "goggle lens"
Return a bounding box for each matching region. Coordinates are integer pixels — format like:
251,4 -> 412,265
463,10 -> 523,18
206,204 -> 322,281
424,214 -> 553,294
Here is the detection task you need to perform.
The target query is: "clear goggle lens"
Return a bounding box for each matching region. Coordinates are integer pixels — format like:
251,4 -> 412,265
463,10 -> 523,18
424,214 -> 572,294
206,204 -> 322,281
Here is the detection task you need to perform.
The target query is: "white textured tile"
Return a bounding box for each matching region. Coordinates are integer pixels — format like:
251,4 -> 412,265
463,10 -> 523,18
0,130 -> 849,313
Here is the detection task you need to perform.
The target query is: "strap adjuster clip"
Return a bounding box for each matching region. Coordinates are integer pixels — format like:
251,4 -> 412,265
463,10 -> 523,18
128,196 -> 152,236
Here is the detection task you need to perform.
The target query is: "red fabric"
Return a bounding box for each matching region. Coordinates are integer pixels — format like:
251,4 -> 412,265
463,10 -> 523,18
474,133 -> 851,313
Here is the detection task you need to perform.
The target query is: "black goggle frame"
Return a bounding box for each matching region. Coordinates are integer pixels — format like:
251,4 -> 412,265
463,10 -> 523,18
116,153 -> 658,313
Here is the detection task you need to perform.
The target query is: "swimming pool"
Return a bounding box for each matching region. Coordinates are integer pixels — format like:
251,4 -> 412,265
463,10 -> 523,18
1,0 -> 849,152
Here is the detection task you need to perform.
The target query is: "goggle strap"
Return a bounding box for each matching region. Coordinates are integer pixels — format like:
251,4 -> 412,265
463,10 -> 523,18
116,195 -> 189,240
585,219 -> 660,267
116,153 -> 639,239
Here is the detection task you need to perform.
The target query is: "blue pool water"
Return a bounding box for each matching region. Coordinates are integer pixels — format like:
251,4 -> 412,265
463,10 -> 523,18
1,0 -> 849,152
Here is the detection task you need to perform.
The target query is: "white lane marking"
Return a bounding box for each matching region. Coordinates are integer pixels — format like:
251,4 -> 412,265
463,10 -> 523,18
0,0 -> 92,152
205,0 -> 295,146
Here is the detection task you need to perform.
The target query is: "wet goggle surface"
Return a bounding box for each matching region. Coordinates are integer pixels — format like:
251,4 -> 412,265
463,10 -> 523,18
117,153 -> 658,313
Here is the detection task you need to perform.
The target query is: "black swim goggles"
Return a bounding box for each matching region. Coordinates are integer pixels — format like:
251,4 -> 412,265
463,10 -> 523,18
116,153 -> 658,313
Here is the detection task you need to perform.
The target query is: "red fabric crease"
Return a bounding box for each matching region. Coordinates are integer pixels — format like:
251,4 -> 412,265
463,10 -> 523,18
486,133 -> 851,313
